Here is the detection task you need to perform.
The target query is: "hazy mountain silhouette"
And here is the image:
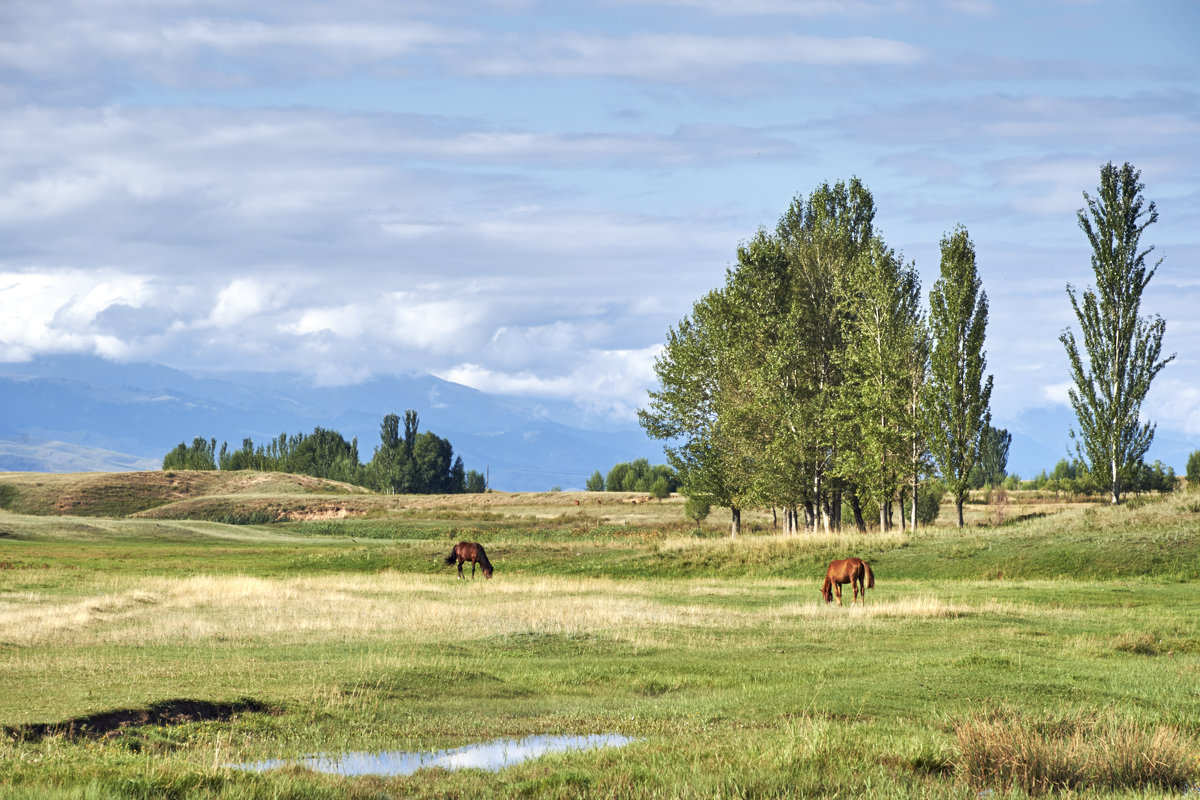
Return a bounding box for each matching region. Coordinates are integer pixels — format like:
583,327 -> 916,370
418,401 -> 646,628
0,356 -> 664,491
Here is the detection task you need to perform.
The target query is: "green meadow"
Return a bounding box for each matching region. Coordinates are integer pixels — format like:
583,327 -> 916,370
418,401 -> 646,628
1,472 -> 1198,798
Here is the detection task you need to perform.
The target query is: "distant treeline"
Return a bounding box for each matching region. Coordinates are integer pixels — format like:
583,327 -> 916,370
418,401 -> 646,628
162,410 -> 486,494
1008,458 -> 1177,496
585,458 -> 680,496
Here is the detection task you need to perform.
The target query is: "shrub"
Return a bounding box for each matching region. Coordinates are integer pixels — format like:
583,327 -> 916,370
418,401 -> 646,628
650,477 -> 671,500
1188,449 -> 1200,490
915,482 -> 943,525
683,495 -> 711,526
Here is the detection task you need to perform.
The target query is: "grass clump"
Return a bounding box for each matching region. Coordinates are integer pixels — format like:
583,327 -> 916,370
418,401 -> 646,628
954,708 -> 1197,795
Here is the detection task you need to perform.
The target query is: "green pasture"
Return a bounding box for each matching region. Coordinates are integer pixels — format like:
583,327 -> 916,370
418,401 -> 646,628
1,487 -> 1198,798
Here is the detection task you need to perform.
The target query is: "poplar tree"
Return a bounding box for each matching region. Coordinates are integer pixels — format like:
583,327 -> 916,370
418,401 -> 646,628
926,225 -> 993,527
1060,162 -> 1174,504
835,235 -> 921,530
639,290 -> 753,536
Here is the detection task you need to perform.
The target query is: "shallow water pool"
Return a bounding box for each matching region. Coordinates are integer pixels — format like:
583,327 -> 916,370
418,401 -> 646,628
233,733 -> 634,777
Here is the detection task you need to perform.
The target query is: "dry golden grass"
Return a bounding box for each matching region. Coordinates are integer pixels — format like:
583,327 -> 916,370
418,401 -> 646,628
0,571 -> 1000,653
655,527 -> 911,555
955,709 -> 1197,795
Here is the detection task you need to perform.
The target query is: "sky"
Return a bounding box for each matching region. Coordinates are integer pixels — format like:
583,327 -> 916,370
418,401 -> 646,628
1,0 -> 1197,457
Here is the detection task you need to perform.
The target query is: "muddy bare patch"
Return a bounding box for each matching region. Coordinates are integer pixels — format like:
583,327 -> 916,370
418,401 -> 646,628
4,698 -> 277,742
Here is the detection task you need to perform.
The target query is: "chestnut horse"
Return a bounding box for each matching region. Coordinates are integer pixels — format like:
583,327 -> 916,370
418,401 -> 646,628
444,541 -> 494,579
821,557 -> 874,606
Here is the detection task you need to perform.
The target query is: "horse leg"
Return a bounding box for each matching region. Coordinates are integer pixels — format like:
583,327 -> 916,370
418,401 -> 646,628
457,559 -> 464,579
835,583 -> 843,606
471,560 -> 477,579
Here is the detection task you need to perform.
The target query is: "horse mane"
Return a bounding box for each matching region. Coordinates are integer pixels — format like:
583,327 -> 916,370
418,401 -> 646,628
476,545 -> 493,572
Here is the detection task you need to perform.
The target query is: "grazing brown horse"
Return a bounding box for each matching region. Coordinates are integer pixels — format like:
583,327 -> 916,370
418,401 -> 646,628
821,557 -> 874,606
444,541 -> 494,579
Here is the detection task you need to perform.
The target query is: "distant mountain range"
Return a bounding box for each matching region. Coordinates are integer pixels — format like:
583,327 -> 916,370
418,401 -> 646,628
0,355 -> 664,491
0,355 -> 1190,489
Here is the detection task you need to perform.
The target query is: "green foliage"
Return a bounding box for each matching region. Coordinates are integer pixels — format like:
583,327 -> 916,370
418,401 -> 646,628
916,482 -> 943,525
639,179 -> 950,535
603,459 -> 679,494
161,437 -> 217,470
683,494 -> 711,525
1186,450 -> 1200,489
649,476 -> 671,499
585,470 -> 605,492
164,410 -> 475,494
926,225 -> 993,527
969,425 -> 1011,488
1129,459 -> 1176,494
1061,162 -> 1175,504
465,469 -> 487,493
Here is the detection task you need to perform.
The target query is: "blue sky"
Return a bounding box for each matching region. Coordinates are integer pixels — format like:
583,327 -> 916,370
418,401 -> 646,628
1,0 -> 1197,460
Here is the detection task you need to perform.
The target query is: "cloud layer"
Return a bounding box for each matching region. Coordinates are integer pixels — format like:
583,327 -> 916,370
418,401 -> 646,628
1,0 -> 1197,452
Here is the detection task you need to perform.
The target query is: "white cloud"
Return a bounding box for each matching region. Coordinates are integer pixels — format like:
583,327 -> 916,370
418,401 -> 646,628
1040,382 -> 1073,407
438,345 -> 661,418
0,271 -> 157,360
205,278 -> 284,328
465,33 -> 923,80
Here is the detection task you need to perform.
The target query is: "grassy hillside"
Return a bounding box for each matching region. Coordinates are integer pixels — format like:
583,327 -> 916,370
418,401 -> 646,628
0,477 -> 1196,799
0,470 -> 369,517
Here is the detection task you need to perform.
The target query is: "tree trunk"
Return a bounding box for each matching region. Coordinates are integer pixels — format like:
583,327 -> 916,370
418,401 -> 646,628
849,492 -> 866,533
956,495 -> 965,527
804,501 -> 815,532
911,475 -> 919,530
730,506 -> 741,537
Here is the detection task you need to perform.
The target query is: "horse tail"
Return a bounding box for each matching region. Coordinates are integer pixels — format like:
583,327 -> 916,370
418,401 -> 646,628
864,562 -> 875,589
444,548 -> 458,565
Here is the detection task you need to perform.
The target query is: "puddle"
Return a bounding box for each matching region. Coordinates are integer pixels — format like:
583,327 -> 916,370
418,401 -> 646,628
234,733 -> 634,777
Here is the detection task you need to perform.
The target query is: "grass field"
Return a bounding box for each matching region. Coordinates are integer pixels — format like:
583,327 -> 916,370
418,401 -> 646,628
1,472 -> 1198,798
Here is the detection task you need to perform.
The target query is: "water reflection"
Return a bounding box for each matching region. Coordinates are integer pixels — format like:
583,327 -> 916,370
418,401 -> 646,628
235,733 -> 633,777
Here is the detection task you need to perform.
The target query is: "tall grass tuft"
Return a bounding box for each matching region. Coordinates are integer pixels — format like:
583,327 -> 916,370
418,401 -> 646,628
954,709 -> 1197,795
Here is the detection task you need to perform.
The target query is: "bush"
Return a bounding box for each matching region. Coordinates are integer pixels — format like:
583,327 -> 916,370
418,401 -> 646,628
650,477 -> 671,500
1188,449 -> 1200,490
683,495 -> 711,526
909,482 -> 943,526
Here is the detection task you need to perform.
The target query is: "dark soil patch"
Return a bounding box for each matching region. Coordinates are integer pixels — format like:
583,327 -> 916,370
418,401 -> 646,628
4,698 -> 277,741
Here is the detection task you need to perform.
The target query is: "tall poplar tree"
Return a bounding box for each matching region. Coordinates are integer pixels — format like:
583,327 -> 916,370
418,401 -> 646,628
1060,162 -> 1174,504
835,235 -> 921,530
926,225 -> 993,527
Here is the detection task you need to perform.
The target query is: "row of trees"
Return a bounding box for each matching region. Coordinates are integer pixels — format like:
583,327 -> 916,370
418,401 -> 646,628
585,459 -> 680,496
640,178 -> 993,534
162,410 -> 486,494
640,163 -> 1174,534
1017,458 -> 1177,496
